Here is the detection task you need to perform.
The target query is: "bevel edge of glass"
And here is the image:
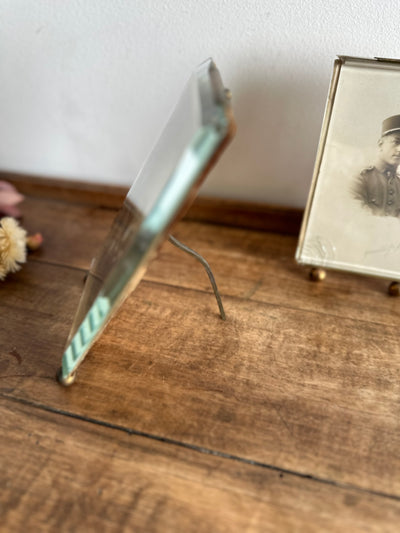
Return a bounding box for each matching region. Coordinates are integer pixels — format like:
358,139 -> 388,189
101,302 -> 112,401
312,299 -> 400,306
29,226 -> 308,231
60,123 -> 228,380
295,57 -> 342,264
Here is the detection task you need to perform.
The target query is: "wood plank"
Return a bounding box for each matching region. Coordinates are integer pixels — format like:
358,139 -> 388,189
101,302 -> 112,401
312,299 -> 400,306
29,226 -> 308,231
2,171 -> 303,233
185,196 -> 303,235
2,170 -> 127,208
18,198 -> 400,328
3,278 -> 400,498
2,398 -> 400,533
0,260 -> 86,383
20,197 -> 116,270
3,179 -> 400,508
147,220 -> 400,327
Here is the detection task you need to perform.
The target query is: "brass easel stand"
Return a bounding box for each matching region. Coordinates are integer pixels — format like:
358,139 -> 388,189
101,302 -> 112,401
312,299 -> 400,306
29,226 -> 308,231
168,235 -> 226,320
57,237 -> 225,387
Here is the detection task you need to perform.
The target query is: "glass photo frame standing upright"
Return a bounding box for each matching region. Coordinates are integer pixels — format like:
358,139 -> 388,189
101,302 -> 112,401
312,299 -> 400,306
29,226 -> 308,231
58,59 -> 235,386
296,56 -> 400,281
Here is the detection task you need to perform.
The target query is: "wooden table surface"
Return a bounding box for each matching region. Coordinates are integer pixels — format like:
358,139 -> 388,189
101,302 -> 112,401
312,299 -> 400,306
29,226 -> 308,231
1,178 -> 400,532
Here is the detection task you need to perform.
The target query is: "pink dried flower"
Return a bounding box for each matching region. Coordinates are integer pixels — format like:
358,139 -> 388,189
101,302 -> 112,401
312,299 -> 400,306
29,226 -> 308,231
0,181 -> 24,217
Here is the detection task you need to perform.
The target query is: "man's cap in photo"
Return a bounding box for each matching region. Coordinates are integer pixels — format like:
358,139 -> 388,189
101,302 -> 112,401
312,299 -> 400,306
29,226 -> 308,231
382,114 -> 400,136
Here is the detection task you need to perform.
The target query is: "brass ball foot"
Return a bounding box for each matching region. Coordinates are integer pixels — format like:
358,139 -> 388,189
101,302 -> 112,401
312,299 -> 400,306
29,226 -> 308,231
57,367 -> 77,386
388,281 -> 400,297
309,267 -> 326,282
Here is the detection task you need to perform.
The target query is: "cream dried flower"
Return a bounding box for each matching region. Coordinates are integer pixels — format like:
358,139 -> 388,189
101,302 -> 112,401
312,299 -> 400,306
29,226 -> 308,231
0,217 -> 27,280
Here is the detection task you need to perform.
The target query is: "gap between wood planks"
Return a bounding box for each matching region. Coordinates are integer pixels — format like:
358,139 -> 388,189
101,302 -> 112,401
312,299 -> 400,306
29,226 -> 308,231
2,392 -> 400,505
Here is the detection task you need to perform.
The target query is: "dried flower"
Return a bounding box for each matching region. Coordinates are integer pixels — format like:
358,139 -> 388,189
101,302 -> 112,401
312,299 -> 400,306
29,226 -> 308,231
0,217 -> 27,280
26,233 -> 43,251
0,181 -> 24,217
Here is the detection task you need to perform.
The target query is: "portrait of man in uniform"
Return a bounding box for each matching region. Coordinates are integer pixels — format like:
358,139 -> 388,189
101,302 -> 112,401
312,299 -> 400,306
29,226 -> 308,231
296,56 -> 400,282
353,115 -> 400,217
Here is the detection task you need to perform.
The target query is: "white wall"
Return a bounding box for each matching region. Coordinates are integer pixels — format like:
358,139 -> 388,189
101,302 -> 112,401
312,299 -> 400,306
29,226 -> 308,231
2,0 -> 400,208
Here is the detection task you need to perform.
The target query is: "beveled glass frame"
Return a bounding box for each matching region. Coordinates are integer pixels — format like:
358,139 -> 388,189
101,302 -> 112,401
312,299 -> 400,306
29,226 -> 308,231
58,59 -> 235,385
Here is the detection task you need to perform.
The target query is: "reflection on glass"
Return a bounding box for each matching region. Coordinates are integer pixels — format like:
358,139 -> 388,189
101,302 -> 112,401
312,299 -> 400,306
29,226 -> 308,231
58,58 -> 235,385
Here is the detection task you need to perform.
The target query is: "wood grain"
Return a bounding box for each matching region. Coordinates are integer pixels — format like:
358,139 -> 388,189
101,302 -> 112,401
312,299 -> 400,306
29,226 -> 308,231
3,170 -> 302,233
3,274 -> 400,497
0,260 -> 85,385
2,170 -> 127,208
2,398 -> 400,533
19,197 -> 400,328
149,220 -> 400,327
21,197 -> 116,270
185,196 -> 303,234
2,179 -> 400,530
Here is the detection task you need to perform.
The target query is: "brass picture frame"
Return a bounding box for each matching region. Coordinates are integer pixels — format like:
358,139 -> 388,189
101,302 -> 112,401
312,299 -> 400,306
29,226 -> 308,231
297,56 -> 400,281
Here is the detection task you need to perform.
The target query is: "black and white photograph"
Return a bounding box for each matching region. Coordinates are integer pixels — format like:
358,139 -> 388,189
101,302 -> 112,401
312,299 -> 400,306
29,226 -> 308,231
297,56 -> 400,280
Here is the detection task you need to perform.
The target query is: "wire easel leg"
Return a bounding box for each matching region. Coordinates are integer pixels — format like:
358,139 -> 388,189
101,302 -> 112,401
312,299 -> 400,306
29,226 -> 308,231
168,235 -> 226,320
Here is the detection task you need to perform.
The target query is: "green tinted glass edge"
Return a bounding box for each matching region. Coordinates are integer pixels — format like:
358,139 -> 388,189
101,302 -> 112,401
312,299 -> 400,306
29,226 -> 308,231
60,125 -> 223,379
